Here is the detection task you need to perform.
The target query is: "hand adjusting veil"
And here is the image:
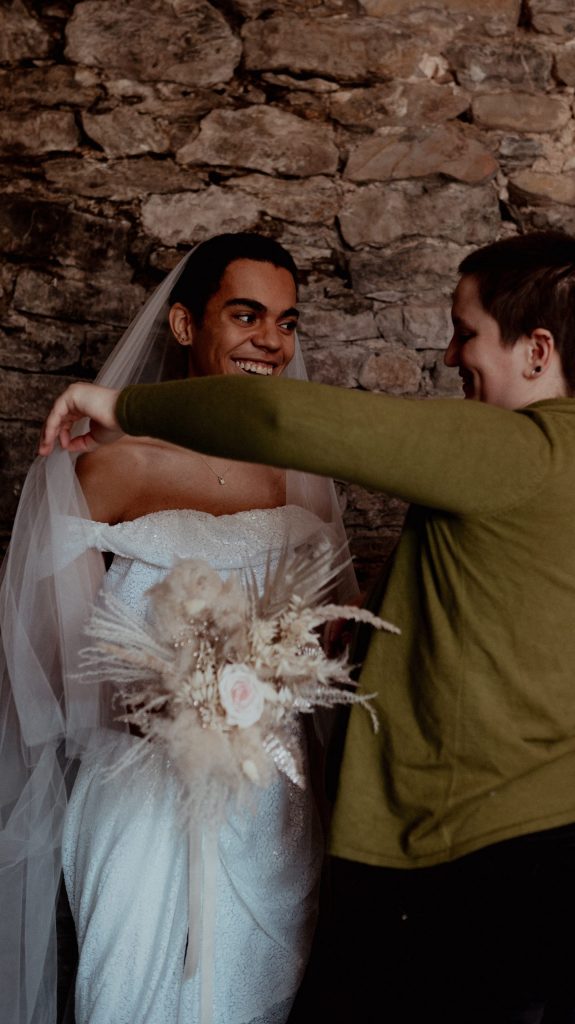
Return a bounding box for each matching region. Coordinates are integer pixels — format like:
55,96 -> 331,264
0,244 -> 356,1024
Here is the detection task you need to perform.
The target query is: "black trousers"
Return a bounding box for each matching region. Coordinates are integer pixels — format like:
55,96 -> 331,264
291,823 -> 575,1024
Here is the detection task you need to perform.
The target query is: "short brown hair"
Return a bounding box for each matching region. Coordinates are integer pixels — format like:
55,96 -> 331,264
460,231 -> 575,393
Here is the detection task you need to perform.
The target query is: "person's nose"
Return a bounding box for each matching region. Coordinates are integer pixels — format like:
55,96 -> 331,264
251,318 -> 282,351
444,335 -> 459,367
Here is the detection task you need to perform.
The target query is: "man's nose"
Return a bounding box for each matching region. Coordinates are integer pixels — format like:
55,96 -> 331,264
252,319 -> 281,349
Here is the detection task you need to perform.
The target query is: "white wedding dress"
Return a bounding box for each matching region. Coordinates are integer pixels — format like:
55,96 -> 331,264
62,505 -> 326,1024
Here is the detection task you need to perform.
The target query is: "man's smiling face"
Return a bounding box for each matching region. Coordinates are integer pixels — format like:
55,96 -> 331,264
184,258 -> 299,379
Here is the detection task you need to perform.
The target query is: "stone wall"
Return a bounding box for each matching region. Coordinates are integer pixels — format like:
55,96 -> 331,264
2,0 -> 575,585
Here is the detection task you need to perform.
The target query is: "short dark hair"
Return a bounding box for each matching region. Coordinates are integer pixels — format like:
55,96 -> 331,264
459,230 -> 575,392
169,232 -> 298,324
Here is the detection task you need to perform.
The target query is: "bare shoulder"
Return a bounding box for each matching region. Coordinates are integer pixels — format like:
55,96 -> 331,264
76,437 -> 153,523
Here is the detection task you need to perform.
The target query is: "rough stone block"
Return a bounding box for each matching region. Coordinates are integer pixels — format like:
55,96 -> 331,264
267,223 -> 343,273
297,305 -> 378,344
0,66 -> 101,109
404,306 -> 452,349
350,240 -> 469,298
262,73 -> 340,95
300,268 -> 364,301
359,0 -> 521,25
555,44 -> 575,86
0,264 -> 15,317
278,89 -> 334,124
446,39 -> 552,91
496,135 -> 543,170
0,368 -> 73,422
345,485 -> 407,534
509,170 -> 575,207
82,325 -> 138,374
0,111 -> 79,156
0,314 -> 83,372
43,157 -> 207,200
345,124 -> 497,185
141,189 -> 260,246
339,181 -> 499,248
0,0 -> 53,62
0,421 -> 42,530
227,174 -> 341,226
330,81 -> 470,129
65,0 -> 239,85
520,203 -> 575,235
472,92 -> 571,132
82,109 -> 170,157
358,345 -> 422,394
0,198 -> 131,271
65,0 -> 241,87
432,360 -> 464,395
242,16 -> 428,82
0,318 -> 118,385
372,305 -> 403,345
303,342 -> 366,389
527,0 -> 575,36
375,304 -> 452,349
234,0 -> 329,14
13,269 -> 146,327
100,80 -> 226,136
176,107 -> 339,177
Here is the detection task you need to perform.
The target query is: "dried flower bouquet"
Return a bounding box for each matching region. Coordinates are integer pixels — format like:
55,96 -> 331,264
80,544 -> 399,822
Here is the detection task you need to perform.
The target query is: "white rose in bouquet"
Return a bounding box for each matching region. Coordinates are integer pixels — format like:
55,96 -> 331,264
219,664 -> 265,728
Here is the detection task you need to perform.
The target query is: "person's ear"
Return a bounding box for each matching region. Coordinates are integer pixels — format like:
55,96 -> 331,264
523,327 -> 555,379
168,303 -> 195,348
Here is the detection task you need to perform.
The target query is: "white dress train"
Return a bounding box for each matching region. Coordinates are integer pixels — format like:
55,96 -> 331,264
61,506 -> 325,1024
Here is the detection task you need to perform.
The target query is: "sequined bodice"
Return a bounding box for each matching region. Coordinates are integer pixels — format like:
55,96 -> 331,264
85,505 -> 326,617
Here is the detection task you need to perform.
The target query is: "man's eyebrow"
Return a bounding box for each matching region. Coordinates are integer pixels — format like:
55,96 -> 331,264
223,298 -> 300,319
224,298 -> 266,312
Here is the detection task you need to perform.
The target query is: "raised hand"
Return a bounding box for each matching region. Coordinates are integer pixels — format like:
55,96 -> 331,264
39,382 -> 123,456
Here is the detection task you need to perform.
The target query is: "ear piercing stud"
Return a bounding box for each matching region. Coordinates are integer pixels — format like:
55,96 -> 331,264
531,366 -> 542,376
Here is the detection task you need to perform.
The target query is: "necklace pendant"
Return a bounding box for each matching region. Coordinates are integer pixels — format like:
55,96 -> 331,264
217,476 -> 226,486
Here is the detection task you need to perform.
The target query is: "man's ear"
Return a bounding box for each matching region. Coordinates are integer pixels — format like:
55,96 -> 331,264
523,327 -> 556,378
168,303 -> 195,348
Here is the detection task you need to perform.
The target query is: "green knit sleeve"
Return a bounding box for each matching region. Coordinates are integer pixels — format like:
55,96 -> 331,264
116,376 -> 550,516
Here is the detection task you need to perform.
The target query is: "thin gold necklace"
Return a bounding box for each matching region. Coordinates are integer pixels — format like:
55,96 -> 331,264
195,452 -> 235,486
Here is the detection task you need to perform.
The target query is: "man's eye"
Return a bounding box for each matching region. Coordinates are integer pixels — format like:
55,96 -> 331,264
236,313 -> 256,324
279,320 -> 298,332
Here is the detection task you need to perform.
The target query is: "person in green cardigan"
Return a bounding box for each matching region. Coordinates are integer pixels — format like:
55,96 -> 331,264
41,231 -> 575,1022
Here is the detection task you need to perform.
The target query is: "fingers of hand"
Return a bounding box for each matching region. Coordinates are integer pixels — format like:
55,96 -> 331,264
39,387 -> 84,455
39,383 -> 121,456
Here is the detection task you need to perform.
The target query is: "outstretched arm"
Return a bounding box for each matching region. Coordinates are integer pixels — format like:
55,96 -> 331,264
40,375 -> 550,517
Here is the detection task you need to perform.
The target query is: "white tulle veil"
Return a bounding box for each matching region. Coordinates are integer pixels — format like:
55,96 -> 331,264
0,240 -> 356,1024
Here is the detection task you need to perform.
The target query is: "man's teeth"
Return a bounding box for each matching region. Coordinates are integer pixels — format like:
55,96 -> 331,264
235,360 -> 273,375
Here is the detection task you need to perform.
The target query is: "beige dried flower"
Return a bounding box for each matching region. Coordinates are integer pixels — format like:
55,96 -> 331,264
80,547 -> 399,824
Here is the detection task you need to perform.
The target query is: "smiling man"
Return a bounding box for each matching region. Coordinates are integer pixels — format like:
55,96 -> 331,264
167,237 -> 299,380
41,231 -> 575,1023
74,234 -> 301,523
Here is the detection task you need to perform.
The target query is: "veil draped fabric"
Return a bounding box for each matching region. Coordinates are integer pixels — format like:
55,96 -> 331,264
0,247 -> 356,1024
